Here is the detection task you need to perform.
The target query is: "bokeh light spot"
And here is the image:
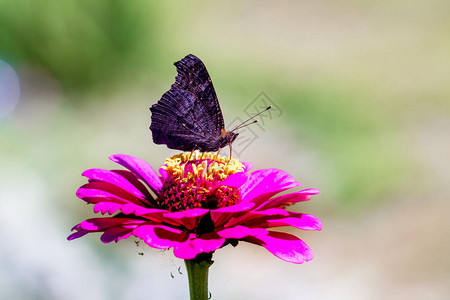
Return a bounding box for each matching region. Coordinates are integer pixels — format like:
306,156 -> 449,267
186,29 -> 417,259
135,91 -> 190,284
0,60 -> 20,118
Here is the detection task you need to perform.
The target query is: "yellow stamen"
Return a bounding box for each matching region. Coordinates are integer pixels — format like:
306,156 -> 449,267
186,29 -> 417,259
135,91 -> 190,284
157,151 -> 245,211
161,150 -> 245,182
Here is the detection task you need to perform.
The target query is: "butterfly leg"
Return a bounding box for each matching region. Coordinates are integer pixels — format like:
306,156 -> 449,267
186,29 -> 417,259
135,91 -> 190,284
227,143 -> 233,164
187,145 -> 199,161
210,150 -> 220,167
187,149 -> 195,161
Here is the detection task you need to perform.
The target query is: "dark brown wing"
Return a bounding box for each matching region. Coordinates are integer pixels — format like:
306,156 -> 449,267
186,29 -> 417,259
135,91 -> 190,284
172,54 -> 225,135
150,89 -> 224,151
150,54 -> 225,151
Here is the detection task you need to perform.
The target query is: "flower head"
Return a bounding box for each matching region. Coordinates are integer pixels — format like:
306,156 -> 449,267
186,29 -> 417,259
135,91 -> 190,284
68,151 -> 322,263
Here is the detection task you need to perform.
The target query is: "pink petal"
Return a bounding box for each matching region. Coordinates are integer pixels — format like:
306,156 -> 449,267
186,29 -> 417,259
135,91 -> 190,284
212,172 -> 248,189
210,202 -> 255,227
92,202 -> 166,217
138,209 -> 181,225
82,168 -> 146,199
245,231 -> 313,264
118,204 -> 178,225
68,218 -> 145,241
242,162 -> 253,172
120,204 -> 165,217
112,169 -> 152,199
71,217 -> 143,231
109,154 -> 163,194
217,225 -> 268,239
93,202 -> 123,215
251,208 -> 290,217
240,169 -> 301,206
77,182 -> 146,206
163,209 -> 209,230
159,167 -> 168,181
133,224 -> 188,249
101,227 -> 134,243
173,234 -> 225,260
247,213 -> 323,231
67,230 -> 89,240
256,188 -> 320,210
223,208 -> 289,228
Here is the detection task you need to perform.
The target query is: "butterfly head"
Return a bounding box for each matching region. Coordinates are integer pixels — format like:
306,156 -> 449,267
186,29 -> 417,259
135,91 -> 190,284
219,129 -> 239,149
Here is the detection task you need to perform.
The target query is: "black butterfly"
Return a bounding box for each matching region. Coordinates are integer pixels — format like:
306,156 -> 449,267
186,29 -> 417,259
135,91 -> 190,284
150,54 -> 239,152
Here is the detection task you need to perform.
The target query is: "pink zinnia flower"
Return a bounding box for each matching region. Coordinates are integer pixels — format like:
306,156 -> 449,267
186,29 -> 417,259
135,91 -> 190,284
68,152 -> 322,264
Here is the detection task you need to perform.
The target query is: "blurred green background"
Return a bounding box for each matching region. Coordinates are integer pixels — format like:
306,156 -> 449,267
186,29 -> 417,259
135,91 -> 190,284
1,0 -> 449,299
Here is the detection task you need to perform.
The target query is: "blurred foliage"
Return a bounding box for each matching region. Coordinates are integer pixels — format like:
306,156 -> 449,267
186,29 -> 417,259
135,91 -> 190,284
217,68 -> 411,212
0,0 -> 431,212
0,0 -> 160,94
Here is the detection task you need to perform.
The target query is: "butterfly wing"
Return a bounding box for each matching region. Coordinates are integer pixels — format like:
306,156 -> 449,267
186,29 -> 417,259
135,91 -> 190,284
150,54 -> 225,151
172,54 -> 225,134
150,89 -> 223,151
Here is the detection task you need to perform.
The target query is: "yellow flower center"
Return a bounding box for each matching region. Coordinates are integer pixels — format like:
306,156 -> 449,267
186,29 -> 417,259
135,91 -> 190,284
158,151 -> 244,212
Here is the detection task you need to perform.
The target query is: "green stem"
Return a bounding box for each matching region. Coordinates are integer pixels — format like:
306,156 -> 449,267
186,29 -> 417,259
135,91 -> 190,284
184,254 -> 214,300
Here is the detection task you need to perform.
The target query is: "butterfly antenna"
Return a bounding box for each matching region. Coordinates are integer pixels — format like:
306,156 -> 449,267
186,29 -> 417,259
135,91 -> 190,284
234,119 -> 258,130
231,105 -> 272,132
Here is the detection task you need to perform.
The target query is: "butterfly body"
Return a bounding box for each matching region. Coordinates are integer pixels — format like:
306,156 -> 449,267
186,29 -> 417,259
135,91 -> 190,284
150,54 -> 238,152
